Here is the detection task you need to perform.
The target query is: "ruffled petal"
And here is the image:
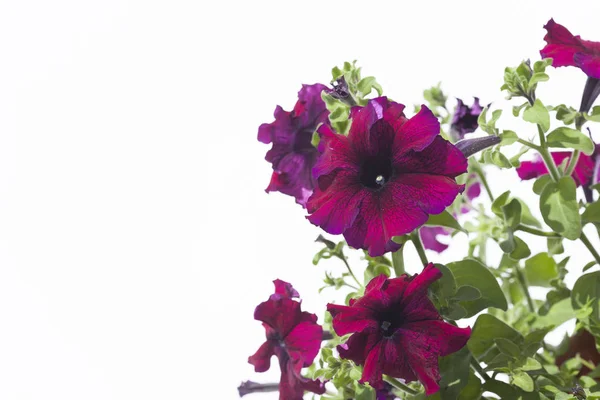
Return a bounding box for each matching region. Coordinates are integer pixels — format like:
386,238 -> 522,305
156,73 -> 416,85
516,152 -> 594,187
359,341 -> 385,388
379,337 -> 419,385
278,353 -> 326,400
540,19 -> 585,68
393,136 -> 468,177
271,279 -> 300,300
337,330 -> 377,366
248,340 -> 276,372
398,320 -> 471,395
285,317 -> 323,367
348,97 -> 391,155
266,151 -> 316,206
254,297 -> 302,338
327,303 -> 378,336
392,106 -> 440,156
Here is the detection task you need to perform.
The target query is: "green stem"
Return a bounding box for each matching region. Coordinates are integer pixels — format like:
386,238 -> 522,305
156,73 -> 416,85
384,376 -> 419,395
339,256 -> 362,288
517,138 -> 540,151
515,267 -> 536,313
475,168 -> 494,202
580,232 -> 600,266
564,150 -> 581,177
470,358 -> 491,382
516,224 -> 561,238
412,232 -> 429,266
537,126 -> 561,182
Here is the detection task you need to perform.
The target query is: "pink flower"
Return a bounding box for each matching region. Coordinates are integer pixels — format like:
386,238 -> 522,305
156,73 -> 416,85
516,150 -> 598,187
258,84 -> 329,206
307,97 -> 467,256
327,264 -> 471,395
540,19 -> 600,79
248,280 -> 325,400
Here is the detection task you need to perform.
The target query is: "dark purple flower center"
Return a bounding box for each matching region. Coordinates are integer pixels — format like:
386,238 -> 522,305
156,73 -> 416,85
360,156 -> 393,190
378,311 -> 402,338
294,128 -> 316,153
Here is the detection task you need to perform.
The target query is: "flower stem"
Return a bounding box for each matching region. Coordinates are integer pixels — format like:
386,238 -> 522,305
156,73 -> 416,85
474,168 -> 494,202
515,267 -> 535,313
237,381 -> 279,397
339,256 -> 362,288
517,138 -> 540,151
580,231 -> 600,266
537,126 -> 561,182
564,150 -> 581,177
470,358 -> 491,382
411,232 -> 429,266
516,224 -> 561,238
384,376 -> 419,395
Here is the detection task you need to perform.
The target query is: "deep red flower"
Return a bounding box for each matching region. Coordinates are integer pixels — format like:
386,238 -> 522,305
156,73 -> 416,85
258,84 -> 329,206
327,264 -> 471,394
516,149 -> 599,187
307,97 -> 468,257
540,19 -> 600,79
555,329 -> 600,377
248,280 -> 325,400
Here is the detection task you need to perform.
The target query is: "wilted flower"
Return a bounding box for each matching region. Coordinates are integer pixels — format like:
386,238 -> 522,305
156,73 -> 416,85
327,264 -> 471,394
248,280 -> 325,400
307,97 -> 468,256
450,98 -> 483,141
258,84 -> 329,206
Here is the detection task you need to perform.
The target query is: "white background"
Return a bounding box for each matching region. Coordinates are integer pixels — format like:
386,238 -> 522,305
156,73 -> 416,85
1,1 -> 600,399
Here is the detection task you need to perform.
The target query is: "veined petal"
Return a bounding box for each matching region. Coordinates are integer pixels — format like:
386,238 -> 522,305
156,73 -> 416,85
393,136 -> 468,177
392,105 -> 440,156
285,318 -> 323,367
327,303 -> 378,336
248,340 -> 276,373
540,19 -> 585,67
254,297 -> 302,338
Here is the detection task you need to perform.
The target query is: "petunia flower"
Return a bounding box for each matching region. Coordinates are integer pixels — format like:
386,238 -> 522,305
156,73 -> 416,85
555,329 -> 600,377
450,98 -> 483,141
540,19 -> 600,112
248,280 -> 325,400
540,19 -> 600,80
258,84 -> 329,206
516,148 -> 599,188
307,97 -> 468,257
327,264 -> 471,394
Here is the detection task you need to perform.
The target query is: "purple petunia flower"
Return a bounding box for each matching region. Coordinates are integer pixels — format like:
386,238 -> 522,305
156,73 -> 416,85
541,19 -> 600,79
248,280 -> 325,400
450,98 -> 483,141
306,97 -> 468,257
327,264 -> 471,395
258,84 -> 329,206
516,148 -> 599,187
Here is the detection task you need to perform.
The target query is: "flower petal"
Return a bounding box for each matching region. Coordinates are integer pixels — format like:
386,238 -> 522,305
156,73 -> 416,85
540,19 -> 585,68
359,341 -> 385,388
248,340 -> 276,372
285,317 -> 323,367
575,52 -> 600,80
420,226 -> 450,253
254,297 -> 302,338
278,353 -> 326,400
272,279 -> 300,300
392,105 -> 440,156
327,303 -> 378,336
393,136 -> 468,177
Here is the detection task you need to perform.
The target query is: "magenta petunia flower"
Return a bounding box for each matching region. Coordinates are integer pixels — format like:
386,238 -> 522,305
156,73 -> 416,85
540,19 -> 600,79
516,149 -> 599,187
327,264 -> 471,394
248,280 -> 325,400
258,84 -> 329,206
306,97 -> 468,257
450,98 -> 483,141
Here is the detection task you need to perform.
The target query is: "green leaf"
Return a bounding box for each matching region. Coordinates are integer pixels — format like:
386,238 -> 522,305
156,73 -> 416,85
492,190 -> 511,217
482,380 -> 517,399
425,210 -> 466,233
453,285 -> 481,301
438,346 -> 471,400
521,357 -> 542,371
510,145 -> 531,166
547,237 -> 565,255
357,76 -> 382,97
512,370 -> 534,392
446,259 -> 508,317
354,385 -> 376,400
533,175 -> 552,195
530,72 -> 549,86
546,127 -> 595,155
540,176 -> 582,240
494,338 -> 521,358
510,236 -> 531,260
468,314 -> 523,357
584,105 -> 600,122
524,253 -> 558,287
391,248 -> 405,277
572,271 -> 600,322
499,130 -> 518,146
517,198 -> 542,227
502,198 -> 522,229
458,370 -> 482,400
584,260 -> 597,272
583,201 -> 600,225
523,99 -> 550,133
